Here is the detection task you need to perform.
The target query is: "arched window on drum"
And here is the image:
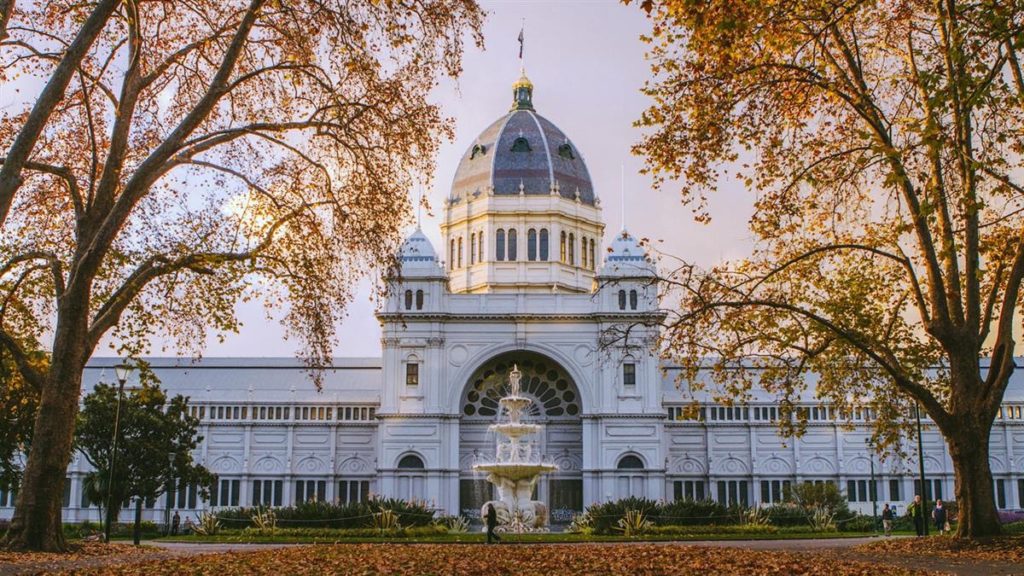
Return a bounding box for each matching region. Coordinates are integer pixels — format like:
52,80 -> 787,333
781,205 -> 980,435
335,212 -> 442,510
508,229 -> 518,261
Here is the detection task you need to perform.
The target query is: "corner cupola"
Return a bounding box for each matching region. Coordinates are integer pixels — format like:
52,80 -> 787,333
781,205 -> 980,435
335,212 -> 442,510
600,230 -> 655,278
396,228 -> 445,279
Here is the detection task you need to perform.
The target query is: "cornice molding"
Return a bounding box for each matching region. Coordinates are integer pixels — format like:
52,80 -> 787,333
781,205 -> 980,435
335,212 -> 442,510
377,311 -> 667,323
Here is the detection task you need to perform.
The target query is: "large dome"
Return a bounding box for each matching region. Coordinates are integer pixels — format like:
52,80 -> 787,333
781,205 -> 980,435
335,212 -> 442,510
449,73 -> 596,206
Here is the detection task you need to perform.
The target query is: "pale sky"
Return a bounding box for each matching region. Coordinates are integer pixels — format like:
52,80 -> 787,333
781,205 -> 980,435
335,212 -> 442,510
169,0 -> 756,358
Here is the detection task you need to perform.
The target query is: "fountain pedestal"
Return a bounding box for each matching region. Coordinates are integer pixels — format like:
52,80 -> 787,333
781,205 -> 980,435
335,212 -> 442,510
473,364 -> 557,532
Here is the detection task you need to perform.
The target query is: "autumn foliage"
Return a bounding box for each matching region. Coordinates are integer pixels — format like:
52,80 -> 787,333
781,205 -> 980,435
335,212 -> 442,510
631,0 -> 1024,537
0,0 -> 482,551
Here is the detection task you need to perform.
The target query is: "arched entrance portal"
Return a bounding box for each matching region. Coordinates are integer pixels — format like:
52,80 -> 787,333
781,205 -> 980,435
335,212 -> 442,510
459,351 -> 583,523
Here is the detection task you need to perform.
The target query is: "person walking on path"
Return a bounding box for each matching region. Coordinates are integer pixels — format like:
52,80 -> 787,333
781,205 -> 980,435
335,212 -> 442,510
909,494 -> 925,536
485,503 -> 501,544
171,511 -> 180,536
933,499 -> 948,535
881,503 -> 893,537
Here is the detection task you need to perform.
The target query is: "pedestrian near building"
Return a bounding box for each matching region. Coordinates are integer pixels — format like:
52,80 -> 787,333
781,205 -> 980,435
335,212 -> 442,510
933,499 -> 948,535
909,494 -> 925,536
881,503 -> 893,537
171,511 -> 180,536
485,503 -> 501,544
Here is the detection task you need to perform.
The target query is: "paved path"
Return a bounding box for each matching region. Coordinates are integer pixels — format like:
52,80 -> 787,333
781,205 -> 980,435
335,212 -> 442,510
147,541 -> 301,554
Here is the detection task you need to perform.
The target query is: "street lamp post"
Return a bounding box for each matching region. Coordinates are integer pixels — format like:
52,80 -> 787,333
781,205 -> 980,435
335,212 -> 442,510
164,452 -> 176,536
103,363 -> 134,543
865,438 -> 878,536
915,402 -> 928,536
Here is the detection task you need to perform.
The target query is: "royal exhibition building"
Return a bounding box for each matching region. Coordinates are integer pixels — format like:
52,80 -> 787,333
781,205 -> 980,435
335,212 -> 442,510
3,73 -> 1023,527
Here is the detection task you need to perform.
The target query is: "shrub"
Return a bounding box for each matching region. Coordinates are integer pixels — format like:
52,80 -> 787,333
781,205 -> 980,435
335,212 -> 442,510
370,508 -> 402,532
197,525 -> 450,539
743,506 -> 771,527
762,504 -> 810,527
250,507 -> 277,535
214,497 -> 436,530
566,511 -> 593,535
194,512 -> 221,536
808,507 -> 836,532
615,509 -> 652,537
644,524 -> 779,536
788,483 -> 849,516
658,499 -> 733,526
1003,521 -> 1024,535
788,483 -> 853,528
435,515 -> 470,534
838,514 -> 876,532
583,497 -> 660,535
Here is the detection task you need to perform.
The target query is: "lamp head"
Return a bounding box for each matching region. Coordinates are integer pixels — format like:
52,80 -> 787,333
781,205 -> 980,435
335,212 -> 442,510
113,363 -> 134,384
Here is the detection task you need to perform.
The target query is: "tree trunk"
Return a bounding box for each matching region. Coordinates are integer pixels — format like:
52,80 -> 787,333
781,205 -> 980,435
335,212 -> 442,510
2,362 -> 85,551
3,294 -> 91,551
947,425 -> 1002,537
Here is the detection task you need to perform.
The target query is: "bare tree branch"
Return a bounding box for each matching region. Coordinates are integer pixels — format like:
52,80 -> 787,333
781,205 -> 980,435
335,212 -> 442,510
0,0 -> 120,226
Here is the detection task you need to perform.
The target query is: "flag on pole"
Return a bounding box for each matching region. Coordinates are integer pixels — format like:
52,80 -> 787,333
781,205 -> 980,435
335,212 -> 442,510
518,27 -> 524,60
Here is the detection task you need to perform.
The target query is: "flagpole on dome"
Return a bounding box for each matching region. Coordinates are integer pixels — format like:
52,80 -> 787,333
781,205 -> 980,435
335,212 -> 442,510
518,19 -> 526,73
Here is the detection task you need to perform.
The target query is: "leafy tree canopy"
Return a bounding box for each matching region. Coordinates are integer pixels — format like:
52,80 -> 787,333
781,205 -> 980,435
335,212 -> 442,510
630,0 -> 1024,537
0,347 -> 42,490
0,0 -> 483,550
75,366 -> 212,523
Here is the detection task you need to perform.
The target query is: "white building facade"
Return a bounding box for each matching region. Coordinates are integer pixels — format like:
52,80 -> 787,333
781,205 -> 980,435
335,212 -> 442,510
2,74 -> 1024,524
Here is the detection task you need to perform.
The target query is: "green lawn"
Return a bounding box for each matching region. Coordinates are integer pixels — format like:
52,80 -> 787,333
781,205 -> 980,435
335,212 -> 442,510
157,530 -> 895,545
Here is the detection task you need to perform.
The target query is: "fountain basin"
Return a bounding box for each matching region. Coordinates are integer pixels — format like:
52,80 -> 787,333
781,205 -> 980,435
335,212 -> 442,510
473,462 -> 558,481
498,396 -> 532,412
489,422 -> 542,438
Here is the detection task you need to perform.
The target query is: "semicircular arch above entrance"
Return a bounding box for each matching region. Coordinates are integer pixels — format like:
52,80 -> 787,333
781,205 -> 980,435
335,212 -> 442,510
446,342 -> 593,412
461,352 -> 581,420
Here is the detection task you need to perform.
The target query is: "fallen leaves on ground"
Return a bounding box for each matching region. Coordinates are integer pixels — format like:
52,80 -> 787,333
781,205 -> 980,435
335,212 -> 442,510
858,535 -> 1024,564
0,542 -> 146,564
0,542 -> 164,575
59,543 -> 924,576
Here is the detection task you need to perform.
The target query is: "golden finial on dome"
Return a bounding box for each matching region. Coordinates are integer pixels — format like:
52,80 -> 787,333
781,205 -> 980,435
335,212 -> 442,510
511,68 -> 534,111
513,68 -> 533,90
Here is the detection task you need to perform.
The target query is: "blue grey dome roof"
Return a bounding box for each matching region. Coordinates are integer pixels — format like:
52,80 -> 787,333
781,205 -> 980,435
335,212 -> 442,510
397,228 -> 444,277
450,74 -> 595,206
601,230 -> 655,277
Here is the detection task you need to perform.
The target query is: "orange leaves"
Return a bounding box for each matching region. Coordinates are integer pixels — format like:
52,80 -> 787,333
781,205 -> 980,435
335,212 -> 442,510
0,542 -> 157,573
858,535 -> 1024,565
46,542 -> 927,576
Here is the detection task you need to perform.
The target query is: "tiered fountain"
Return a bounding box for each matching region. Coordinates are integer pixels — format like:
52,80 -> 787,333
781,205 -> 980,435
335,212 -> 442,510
473,364 -> 558,532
